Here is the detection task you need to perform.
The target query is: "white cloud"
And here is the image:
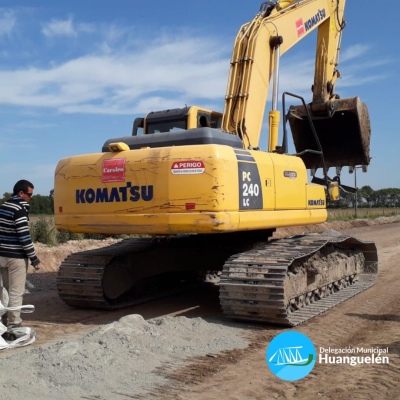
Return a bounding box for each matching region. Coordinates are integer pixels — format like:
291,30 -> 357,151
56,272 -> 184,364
41,16 -> 99,38
340,44 -> 369,62
0,9 -> 16,36
0,14 -> 379,120
41,17 -> 77,37
0,35 -> 231,114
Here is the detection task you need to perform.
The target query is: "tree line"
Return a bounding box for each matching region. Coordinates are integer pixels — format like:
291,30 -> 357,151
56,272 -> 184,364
1,186 -> 399,214
329,186 -> 400,209
0,192 -> 54,214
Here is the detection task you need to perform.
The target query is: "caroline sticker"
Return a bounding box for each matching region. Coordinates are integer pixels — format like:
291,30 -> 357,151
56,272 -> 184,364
171,161 -> 205,175
102,158 -> 126,182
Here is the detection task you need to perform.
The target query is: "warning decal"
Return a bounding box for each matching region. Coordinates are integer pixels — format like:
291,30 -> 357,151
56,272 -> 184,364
171,160 -> 205,175
102,158 -> 126,183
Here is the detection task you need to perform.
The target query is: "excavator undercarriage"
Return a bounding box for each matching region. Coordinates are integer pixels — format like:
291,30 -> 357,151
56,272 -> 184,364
57,231 -> 378,326
220,231 -> 377,325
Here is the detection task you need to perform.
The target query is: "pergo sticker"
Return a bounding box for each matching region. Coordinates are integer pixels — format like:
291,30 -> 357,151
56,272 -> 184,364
102,158 -> 126,183
171,161 -> 205,175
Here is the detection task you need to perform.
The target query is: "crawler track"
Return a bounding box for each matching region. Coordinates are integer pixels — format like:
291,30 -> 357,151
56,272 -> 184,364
57,232 -> 378,325
57,238 -> 156,309
56,233 -> 268,310
219,232 -> 378,326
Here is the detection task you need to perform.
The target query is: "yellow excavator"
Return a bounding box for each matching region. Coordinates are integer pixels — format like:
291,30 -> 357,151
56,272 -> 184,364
54,0 -> 377,326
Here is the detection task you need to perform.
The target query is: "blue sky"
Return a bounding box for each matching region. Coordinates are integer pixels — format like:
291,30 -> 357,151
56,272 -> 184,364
0,0 -> 396,196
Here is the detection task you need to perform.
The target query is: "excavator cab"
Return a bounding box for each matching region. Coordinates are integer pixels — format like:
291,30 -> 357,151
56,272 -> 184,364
288,96 -> 371,171
131,106 -> 223,136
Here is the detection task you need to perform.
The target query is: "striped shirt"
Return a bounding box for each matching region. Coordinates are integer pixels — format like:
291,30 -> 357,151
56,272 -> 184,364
0,195 -> 39,264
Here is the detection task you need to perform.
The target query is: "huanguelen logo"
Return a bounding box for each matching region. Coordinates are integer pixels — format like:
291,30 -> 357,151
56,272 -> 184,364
266,331 -> 316,381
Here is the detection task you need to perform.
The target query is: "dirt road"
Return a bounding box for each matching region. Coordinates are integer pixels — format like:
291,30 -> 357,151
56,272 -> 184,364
2,220 -> 400,399
151,222 -> 400,400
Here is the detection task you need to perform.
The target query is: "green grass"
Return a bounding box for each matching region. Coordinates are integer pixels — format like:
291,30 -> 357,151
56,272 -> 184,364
29,215 -> 109,245
327,207 -> 399,222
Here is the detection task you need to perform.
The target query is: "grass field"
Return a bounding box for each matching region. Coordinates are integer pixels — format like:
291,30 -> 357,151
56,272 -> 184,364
327,207 -> 399,221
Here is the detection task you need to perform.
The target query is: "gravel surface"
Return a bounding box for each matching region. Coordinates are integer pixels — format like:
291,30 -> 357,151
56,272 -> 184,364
0,314 -> 249,399
26,273 -> 57,293
2,237 -> 251,400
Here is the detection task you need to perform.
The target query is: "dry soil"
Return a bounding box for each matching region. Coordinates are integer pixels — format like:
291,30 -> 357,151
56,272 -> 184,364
0,216 -> 399,399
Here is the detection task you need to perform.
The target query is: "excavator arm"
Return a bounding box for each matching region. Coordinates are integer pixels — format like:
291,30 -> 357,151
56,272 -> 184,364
222,0 -> 370,170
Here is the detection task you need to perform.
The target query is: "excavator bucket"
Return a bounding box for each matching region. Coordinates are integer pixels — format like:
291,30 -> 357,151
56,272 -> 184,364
288,97 -> 371,170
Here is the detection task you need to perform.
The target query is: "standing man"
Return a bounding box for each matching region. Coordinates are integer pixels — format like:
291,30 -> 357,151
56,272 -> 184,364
0,180 -> 40,329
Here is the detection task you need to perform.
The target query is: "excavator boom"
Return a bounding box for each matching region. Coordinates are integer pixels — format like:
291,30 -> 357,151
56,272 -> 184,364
222,0 -> 371,170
